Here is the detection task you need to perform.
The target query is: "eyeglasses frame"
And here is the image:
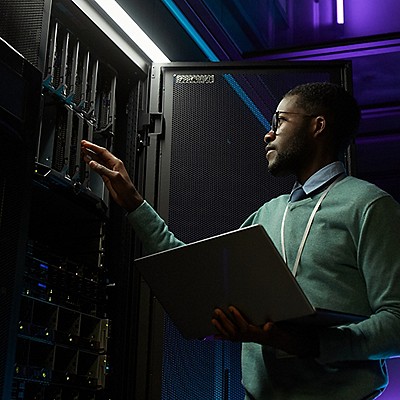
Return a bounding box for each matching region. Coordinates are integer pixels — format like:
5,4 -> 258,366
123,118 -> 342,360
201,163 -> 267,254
271,111 -> 317,133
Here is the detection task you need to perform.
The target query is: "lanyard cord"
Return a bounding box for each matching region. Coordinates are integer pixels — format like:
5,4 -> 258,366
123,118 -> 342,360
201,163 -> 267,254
280,176 -> 343,277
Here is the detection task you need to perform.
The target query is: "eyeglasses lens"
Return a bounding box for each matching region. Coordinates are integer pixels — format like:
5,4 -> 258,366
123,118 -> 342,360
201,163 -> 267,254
271,113 -> 278,132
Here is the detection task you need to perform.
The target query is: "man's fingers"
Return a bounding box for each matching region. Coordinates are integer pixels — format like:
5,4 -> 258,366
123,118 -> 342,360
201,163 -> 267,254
81,145 -> 104,165
81,140 -> 103,157
81,140 -> 119,168
228,307 -> 250,333
212,309 -> 239,339
81,139 -> 103,152
211,318 -> 230,338
88,160 -> 114,179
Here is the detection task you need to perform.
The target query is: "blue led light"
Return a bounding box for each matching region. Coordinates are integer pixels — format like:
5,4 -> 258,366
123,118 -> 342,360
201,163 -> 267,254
39,263 -> 49,270
223,74 -> 271,131
161,0 -> 219,61
38,283 -> 47,289
162,0 -> 271,132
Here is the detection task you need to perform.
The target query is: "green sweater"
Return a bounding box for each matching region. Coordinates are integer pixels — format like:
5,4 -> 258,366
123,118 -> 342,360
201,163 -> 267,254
128,176 -> 400,399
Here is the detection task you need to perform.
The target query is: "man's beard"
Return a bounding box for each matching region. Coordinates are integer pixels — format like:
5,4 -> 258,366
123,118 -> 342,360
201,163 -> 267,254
267,132 -> 310,177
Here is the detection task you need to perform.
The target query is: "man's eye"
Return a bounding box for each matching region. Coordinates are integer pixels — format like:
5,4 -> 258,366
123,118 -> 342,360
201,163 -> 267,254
277,117 -> 285,126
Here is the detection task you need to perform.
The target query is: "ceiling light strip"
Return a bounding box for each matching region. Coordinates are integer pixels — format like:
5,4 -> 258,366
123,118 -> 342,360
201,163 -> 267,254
336,0 -> 345,24
71,0 -> 170,66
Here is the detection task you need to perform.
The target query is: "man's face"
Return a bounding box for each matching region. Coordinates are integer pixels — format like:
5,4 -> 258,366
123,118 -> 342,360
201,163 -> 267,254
265,95 -> 315,178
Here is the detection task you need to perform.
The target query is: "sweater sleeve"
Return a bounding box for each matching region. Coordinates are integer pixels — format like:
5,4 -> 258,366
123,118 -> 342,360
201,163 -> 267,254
126,200 -> 185,254
318,195 -> 400,363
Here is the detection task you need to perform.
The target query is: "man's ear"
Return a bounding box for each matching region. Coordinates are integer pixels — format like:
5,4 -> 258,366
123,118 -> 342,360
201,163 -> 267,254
313,116 -> 327,138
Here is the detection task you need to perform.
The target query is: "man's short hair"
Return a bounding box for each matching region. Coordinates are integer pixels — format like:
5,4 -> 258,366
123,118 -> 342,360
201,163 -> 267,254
285,82 -> 361,152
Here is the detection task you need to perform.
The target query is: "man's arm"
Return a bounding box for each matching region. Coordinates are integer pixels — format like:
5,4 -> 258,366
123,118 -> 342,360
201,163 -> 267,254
317,195 -> 400,364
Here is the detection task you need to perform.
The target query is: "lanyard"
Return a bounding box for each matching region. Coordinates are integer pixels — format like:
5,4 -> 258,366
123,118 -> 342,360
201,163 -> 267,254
280,176 -> 342,277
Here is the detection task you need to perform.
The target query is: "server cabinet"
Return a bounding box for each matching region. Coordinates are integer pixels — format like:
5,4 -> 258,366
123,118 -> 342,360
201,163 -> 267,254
0,0 -> 148,399
0,38 -> 42,400
140,61 -> 354,400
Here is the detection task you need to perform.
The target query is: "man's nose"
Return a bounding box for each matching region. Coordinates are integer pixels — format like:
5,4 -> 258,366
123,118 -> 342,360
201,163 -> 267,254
264,128 -> 276,144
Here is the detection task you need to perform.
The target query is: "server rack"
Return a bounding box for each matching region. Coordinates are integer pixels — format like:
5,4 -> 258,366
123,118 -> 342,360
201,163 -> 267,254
0,0 -> 149,399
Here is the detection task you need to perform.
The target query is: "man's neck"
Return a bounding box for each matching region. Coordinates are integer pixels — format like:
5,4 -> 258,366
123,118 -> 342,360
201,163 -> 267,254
296,156 -> 338,185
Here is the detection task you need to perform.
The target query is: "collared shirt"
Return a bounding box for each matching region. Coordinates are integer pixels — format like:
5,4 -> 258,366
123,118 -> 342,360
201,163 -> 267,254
289,161 -> 347,202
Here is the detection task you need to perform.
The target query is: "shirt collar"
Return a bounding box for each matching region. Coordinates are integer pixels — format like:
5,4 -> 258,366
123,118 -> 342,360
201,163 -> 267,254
290,161 -> 347,200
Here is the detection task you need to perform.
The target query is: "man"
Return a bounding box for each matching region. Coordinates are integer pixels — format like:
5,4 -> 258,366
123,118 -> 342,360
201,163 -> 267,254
81,82 -> 400,399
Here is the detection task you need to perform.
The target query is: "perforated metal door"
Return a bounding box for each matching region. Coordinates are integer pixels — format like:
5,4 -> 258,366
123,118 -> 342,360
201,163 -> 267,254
152,62 -> 350,399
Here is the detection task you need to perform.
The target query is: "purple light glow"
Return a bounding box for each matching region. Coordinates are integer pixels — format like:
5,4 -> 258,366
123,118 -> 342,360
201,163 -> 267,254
313,1 -> 319,30
345,0 -> 400,38
356,135 -> 400,147
379,358 -> 400,400
248,37 -> 400,62
356,133 -> 400,146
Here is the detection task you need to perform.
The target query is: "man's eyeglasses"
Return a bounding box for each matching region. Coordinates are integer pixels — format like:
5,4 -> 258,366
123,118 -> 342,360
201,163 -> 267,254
271,111 -> 316,133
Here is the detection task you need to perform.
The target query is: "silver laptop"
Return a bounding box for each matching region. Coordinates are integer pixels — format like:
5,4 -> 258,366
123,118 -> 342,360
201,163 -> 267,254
134,224 -> 365,339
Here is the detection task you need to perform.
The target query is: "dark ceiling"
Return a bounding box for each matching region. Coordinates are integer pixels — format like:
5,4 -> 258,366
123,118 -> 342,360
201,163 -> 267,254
117,0 -> 400,196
